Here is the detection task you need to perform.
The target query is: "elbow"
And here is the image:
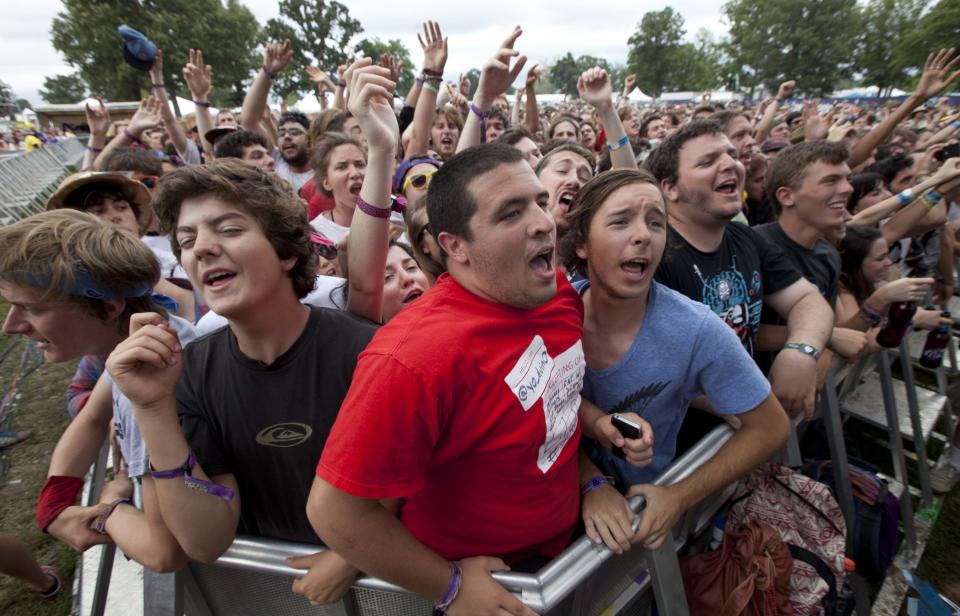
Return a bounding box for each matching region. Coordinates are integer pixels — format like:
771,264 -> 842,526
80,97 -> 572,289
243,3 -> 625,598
182,535 -> 232,564
141,547 -> 189,573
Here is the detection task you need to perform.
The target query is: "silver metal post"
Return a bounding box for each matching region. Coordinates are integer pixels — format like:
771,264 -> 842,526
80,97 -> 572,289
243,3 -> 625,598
876,350 -> 917,551
898,337 -> 934,507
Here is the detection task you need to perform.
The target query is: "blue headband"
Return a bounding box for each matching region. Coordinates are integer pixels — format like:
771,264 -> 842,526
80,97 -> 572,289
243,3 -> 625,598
15,269 -> 153,301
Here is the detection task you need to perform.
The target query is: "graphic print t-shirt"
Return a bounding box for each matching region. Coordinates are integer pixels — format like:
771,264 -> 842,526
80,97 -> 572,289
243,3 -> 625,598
655,222 -> 801,355
318,270 -> 584,563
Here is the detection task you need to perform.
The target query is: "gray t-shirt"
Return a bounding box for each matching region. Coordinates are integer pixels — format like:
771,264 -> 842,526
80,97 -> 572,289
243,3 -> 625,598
576,280 -> 770,490
103,315 -> 199,478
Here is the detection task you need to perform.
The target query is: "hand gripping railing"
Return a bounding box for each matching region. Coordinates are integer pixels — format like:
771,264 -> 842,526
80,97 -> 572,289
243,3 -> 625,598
176,426 -> 736,616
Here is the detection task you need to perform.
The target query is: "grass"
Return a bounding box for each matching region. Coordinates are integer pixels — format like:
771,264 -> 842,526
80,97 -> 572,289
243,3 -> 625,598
0,302 -> 78,615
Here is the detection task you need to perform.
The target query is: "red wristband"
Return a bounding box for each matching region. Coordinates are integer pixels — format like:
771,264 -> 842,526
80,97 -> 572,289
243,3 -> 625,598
36,476 -> 84,533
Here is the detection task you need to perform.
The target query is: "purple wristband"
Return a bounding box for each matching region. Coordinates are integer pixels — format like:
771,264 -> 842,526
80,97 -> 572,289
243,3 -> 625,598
150,451 -> 235,501
89,497 -> 132,534
261,64 -> 277,81
470,103 -> 489,144
356,195 -> 407,218
581,476 -> 610,496
123,128 -> 142,145
433,561 -> 462,614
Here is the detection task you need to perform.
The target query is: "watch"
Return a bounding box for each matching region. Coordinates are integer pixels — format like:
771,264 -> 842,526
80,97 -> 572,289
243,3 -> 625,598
783,342 -> 820,360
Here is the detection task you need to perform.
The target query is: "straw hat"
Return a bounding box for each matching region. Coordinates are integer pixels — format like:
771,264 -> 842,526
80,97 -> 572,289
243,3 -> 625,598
46,172 -> 153,233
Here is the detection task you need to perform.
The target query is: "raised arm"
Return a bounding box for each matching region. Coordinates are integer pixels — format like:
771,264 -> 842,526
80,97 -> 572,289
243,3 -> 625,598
755,80 -> 794,143
457,26 -> 527,153
849,48 -> 960,168
306,65 -> 336,109
82,97 -> 111,170
578,66 -> 635,169
148,50 -> 190,160
343,60 -> 399,323
333,63 -> 347,110
524,65 -> 541,135
93,97 -> 162,170
182,49 -> 216,156
240,39 -> 293,135
877,159 -> 960,243
407,21 -> 448,160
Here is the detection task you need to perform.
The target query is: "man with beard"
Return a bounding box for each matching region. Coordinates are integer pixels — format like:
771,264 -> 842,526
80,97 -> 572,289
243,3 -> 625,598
240,40 -> 314,193
646,120 -> 833,421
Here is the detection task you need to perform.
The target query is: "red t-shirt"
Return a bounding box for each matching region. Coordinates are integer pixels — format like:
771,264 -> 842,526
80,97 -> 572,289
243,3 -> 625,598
317,270 -> 584,563
299,178 -> 335,221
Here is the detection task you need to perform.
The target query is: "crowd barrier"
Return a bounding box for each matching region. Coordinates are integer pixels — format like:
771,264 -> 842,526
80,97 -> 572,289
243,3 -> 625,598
73,320 -> 957,615
0,139 -> 85,225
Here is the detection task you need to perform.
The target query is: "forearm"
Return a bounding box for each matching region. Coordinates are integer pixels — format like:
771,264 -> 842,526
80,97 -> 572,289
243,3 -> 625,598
754,100 -> 780,143
93,130 -> 135,171
132,400 -> 238,562
882,192 -> 941,244
194,106 -> 215,155
154,86 -> 190,157
784,293 -> 833,350
577,396 -> 606,441
83,132 -> 107,171
524,86 -> 539,135
407,85 -> 438,159
240,69 -> 272,134
511,94 -> 521,128
754,323 -> 787,352
594,101 -> 635,169
404,81 -> 422,109
309,481 -> 452,601
850,95 -> 923,168
154,279 -> 195,322
333,85 -> 346,110
457,98 -> 485,153
668,396 -> 788,510
345,147 -> 393,322
49,378 -> 112,477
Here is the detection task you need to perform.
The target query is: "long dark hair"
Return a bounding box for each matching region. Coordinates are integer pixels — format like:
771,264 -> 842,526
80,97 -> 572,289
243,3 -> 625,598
846,172 -> 883,214
839,225 -> 882,304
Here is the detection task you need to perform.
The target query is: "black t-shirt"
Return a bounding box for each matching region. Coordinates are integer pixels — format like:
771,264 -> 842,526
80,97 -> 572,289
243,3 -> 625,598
754,221 -> 840,373
177,306 -> 378,543
755,222 -> 840,308
745,197 -> 775,227
654,221 -> 801,355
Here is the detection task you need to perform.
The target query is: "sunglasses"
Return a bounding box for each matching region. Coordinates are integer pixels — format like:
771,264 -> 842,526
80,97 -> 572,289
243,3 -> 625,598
402,170 -> 436,193
415,222 -> 432,246
138,175 -> 160,189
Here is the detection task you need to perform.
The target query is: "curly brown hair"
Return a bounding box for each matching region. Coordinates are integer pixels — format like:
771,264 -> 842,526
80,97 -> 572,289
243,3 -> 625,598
151,159 -> 317,299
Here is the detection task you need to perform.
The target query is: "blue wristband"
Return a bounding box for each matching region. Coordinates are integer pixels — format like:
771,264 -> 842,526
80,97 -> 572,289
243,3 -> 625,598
607,135 -> 630,152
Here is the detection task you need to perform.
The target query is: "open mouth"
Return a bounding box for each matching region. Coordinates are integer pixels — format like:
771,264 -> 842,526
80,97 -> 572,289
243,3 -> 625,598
349,183 -> 362,196
715,179 -> 739,196
827,199 -> 847,212
620,257 -> 649,280
402,288 -> 424,304
529,246 -> 555,278
203,269 -> 237,288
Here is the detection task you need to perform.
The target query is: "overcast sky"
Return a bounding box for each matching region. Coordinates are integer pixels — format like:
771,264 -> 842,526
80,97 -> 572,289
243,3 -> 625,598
2,0 -> 729,104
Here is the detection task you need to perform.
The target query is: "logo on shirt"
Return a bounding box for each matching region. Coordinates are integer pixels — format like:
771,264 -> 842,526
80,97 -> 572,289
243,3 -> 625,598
693,261 -> 762,353
255,422 -> 313,447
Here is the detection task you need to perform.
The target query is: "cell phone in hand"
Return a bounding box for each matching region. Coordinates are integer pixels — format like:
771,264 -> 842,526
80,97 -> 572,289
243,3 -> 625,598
935,142 -> 960,162
611,413 -> 643,459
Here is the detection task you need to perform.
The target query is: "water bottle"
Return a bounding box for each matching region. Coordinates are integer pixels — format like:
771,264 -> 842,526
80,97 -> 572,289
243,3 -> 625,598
876,301 -> 917,348
919,313 -> 951,369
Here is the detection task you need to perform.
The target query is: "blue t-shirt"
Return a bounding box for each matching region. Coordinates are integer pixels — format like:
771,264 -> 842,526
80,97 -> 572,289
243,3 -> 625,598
575,280 -> 771,490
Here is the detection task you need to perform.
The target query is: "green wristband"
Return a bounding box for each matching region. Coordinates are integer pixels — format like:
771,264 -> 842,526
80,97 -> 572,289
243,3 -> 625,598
783,342 -> 820,360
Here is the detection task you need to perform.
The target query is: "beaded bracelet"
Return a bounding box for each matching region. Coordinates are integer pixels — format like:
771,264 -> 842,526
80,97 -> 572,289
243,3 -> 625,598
607,135 -> 630,152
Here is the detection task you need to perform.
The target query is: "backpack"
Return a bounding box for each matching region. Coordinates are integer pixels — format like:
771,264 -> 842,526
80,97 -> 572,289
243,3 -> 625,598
728,463 -> 847,616
801,458 -> 899,579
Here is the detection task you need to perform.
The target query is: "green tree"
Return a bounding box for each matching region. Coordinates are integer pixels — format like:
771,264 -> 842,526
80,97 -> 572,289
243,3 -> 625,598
262,0 -> 363,100
355,38 -> 415,96
51,0 -> 260,109
39,73 -> 88,103
857,0 -> 927,95
896,0 -> 960,74
626,8 -> 686,97
723,0 -> 858,96
16,98 -> 31,111
548,53 -> 612,97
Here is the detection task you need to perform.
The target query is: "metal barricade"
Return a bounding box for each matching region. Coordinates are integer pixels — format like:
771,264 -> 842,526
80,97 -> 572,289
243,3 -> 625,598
171,426 -> 736,616
0,139 -> 85,225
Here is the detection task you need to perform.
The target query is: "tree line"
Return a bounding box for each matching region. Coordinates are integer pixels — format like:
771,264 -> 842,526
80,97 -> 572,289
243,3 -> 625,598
34,0 -> 960,106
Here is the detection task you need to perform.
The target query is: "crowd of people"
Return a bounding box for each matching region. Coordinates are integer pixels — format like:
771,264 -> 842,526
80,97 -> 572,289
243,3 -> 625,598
2,19 -> 960,613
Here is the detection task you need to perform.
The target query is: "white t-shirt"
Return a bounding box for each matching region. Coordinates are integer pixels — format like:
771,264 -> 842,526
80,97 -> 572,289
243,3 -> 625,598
141,234 -> 189,280
195,275 -> 347,334
273,151 -> 313,193
310,214 -> 350,245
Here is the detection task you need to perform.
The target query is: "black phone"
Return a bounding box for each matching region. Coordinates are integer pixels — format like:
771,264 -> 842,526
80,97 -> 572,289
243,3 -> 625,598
935,142 -> 960,162
611,414 -> 642,459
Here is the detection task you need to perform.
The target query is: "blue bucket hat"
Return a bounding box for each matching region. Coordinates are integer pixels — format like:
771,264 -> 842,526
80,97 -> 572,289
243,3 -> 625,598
118,25 -> 157,72
392,157 -> 442,193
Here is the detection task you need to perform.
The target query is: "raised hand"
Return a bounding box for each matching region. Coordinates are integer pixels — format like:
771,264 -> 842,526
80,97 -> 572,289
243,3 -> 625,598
777,79 -> 796,100
578,66 -> 614,110
306,66 -> 336,92
345,59 -> 398,153
263,39 -> 294,77
128,96 -> 163,135
84,97 -> 111,137
623,73 -> 636,97
183,49 -> 213,99
915,48 -> 960,101
525,64 -> 542,90
417,20 -> 448,74
444,82 -> 467,109
474,25 -> 527,108
933,156 -> 960,183
149,49 -> 165,86
105,313 -> 183,412
802,100 -> 828,141
378,53 -> 404,83
458,73 -> 471,98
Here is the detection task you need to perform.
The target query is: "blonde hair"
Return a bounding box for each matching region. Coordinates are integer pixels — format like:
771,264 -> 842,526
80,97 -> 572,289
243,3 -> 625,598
0,209 -> 162,325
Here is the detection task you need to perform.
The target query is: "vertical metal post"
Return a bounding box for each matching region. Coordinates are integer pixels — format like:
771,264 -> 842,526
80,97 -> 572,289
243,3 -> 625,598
644,534 -> 690,616
898,337 -> 934,507
876,350 -> 917,551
